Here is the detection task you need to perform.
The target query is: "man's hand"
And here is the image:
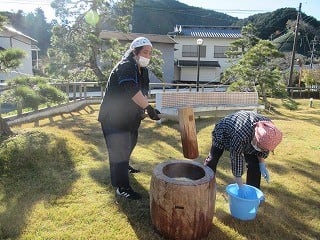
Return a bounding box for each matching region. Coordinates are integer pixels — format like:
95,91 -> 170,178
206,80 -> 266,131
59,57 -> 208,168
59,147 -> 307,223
146,105 -> 160,120
235,177 -> 250,198
238,185 -> 250,199
259,162 -> 270,183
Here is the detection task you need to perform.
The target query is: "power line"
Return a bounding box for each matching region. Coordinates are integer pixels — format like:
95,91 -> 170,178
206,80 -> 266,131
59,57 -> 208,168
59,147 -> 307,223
1,1 -> 51,5
135,4 -> 273,15
133,5 -> 234,21
1,0 -> 51,4
288,3 -> 302,91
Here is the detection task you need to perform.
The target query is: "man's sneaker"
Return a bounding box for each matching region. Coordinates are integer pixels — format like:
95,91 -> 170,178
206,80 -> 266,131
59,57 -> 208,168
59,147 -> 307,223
128,165 -> 140,174
116,187 -> 141,200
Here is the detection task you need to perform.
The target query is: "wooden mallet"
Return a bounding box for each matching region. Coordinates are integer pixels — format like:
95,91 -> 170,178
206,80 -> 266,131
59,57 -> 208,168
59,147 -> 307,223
177,107 -> 199,159
145,107 -> 199,159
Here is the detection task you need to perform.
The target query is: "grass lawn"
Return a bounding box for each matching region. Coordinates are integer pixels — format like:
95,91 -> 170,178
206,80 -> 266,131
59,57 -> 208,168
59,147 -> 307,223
0,98 -> 319,240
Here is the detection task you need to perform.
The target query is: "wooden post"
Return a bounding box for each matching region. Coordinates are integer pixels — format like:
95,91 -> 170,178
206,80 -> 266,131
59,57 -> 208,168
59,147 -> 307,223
84,84 -> 87,99
178,107 -> 199,159
73,83 -> 76,101
66,83 -> 70,101
79,83 -> 83,99
100,86 -> 104,99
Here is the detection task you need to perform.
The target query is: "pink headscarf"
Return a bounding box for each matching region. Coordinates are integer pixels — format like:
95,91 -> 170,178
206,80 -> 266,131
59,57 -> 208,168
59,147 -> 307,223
254,121 -> 283,151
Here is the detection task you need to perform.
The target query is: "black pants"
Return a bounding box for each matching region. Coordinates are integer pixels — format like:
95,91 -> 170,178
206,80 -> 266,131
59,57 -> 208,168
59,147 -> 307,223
101,123 -> 138,188
207,145 -> 261,189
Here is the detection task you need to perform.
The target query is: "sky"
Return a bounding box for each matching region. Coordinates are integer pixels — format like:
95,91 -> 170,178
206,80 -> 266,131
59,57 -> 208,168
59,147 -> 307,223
179,0 -> 320,20
0,0 -> 319,21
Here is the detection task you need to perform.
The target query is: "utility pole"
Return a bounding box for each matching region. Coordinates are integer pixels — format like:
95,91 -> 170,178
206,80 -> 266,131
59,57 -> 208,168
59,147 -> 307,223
310,36 -> 316,69
288,3 -> 302,94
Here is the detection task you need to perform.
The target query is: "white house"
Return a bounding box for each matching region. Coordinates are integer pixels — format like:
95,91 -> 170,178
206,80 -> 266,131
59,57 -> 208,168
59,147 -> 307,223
0,26 -> 39,83
168,25 -> 242,84
99,31 -> 176,84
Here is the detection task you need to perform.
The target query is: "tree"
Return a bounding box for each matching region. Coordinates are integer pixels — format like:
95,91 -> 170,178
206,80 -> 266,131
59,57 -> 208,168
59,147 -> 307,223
47,0 -> 163,85
1,76 -> 67,114
1,16 -> 66,137
24,8 -> 52,57
224,38 -> 285,107
272,18 -> 320,58
240,8 -> 299,40
225,23 -> 260,60
302,69 -> 320,87
0,48 -> 25,71
3,9 -> 52,57
47,0 -> 133,84
0,15 -> 25,137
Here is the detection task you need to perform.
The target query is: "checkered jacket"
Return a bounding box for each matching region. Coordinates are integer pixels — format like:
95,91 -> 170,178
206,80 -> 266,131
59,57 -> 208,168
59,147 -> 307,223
212,111 -> 270,177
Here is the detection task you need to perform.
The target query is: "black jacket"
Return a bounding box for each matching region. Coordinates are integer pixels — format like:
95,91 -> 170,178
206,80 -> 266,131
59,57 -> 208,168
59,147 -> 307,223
98,55 -> 150,131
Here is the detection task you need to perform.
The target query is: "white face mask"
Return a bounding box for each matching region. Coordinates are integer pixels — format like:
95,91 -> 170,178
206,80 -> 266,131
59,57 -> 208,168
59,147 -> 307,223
251,140 -> 262,152
138,56 -> 150,67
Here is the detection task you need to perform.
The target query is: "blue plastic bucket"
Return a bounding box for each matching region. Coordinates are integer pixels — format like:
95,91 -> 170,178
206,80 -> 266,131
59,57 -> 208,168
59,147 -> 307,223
225,184 -> 264,221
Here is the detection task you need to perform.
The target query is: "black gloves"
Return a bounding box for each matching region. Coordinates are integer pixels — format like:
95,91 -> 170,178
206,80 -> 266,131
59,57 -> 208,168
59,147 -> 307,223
146,105 -> 161,120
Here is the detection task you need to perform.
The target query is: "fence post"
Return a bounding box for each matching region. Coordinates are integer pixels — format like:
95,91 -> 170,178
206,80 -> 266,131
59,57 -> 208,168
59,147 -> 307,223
17,101 -> 22,116
100,85 -> 104,99
309,98 -> 313,107
73,83 -> 76,101
79,83 -> 83,99
66,83 -> 70,101
84,84 -> 87,99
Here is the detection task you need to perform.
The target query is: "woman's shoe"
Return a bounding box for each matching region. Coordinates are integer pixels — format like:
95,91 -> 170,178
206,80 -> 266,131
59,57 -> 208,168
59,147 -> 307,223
116,187 -> 141,200
128,165 -> 140,173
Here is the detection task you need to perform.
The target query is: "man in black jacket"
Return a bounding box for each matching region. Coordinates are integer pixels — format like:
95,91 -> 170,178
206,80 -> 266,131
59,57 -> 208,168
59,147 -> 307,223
98,37 -> 160,200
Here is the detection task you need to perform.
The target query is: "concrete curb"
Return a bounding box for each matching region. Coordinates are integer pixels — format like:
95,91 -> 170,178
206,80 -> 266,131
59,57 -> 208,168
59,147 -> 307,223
5,99 -> 101,126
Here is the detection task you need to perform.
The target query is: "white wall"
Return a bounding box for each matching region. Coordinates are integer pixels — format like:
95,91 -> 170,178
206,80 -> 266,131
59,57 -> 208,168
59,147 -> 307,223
173,36 -> 238,83
0,30 -> 34,82
149,42 -> 175,84
180,67 -> 220,82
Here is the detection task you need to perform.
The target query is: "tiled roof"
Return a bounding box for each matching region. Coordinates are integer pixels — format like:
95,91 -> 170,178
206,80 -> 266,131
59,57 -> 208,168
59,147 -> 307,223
2,25 -> 38,43
99,31 -> 176,44
170,25 -> 241,39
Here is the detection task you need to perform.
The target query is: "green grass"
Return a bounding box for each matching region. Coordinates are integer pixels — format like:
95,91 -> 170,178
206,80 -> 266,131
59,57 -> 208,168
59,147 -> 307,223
0,99 -> 319,240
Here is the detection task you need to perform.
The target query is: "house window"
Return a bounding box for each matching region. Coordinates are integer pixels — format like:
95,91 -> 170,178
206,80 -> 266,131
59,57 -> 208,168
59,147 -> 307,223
214,46 -> 229,58
182,45 -> 206,57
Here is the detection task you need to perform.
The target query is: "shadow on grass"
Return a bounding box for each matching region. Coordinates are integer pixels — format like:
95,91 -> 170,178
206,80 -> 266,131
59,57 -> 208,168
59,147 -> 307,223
89,166 -> 165,240
89,151 -> 232,240
264,101 -> 320,127
30,105 -> 217,164
0,131 -> 79,239
12,104 -> 320,239
210,154 -> 320,239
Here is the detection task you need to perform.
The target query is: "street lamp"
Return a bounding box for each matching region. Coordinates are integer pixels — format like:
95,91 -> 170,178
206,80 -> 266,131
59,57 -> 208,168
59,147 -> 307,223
196,38 -> 203,92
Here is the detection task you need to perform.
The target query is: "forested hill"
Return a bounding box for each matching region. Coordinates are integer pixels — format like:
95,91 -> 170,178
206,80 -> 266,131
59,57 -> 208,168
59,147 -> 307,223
1,0 -> 319,57
238,8 -> 320,40
132,0 -> 320,40
132,0 -> 238,34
